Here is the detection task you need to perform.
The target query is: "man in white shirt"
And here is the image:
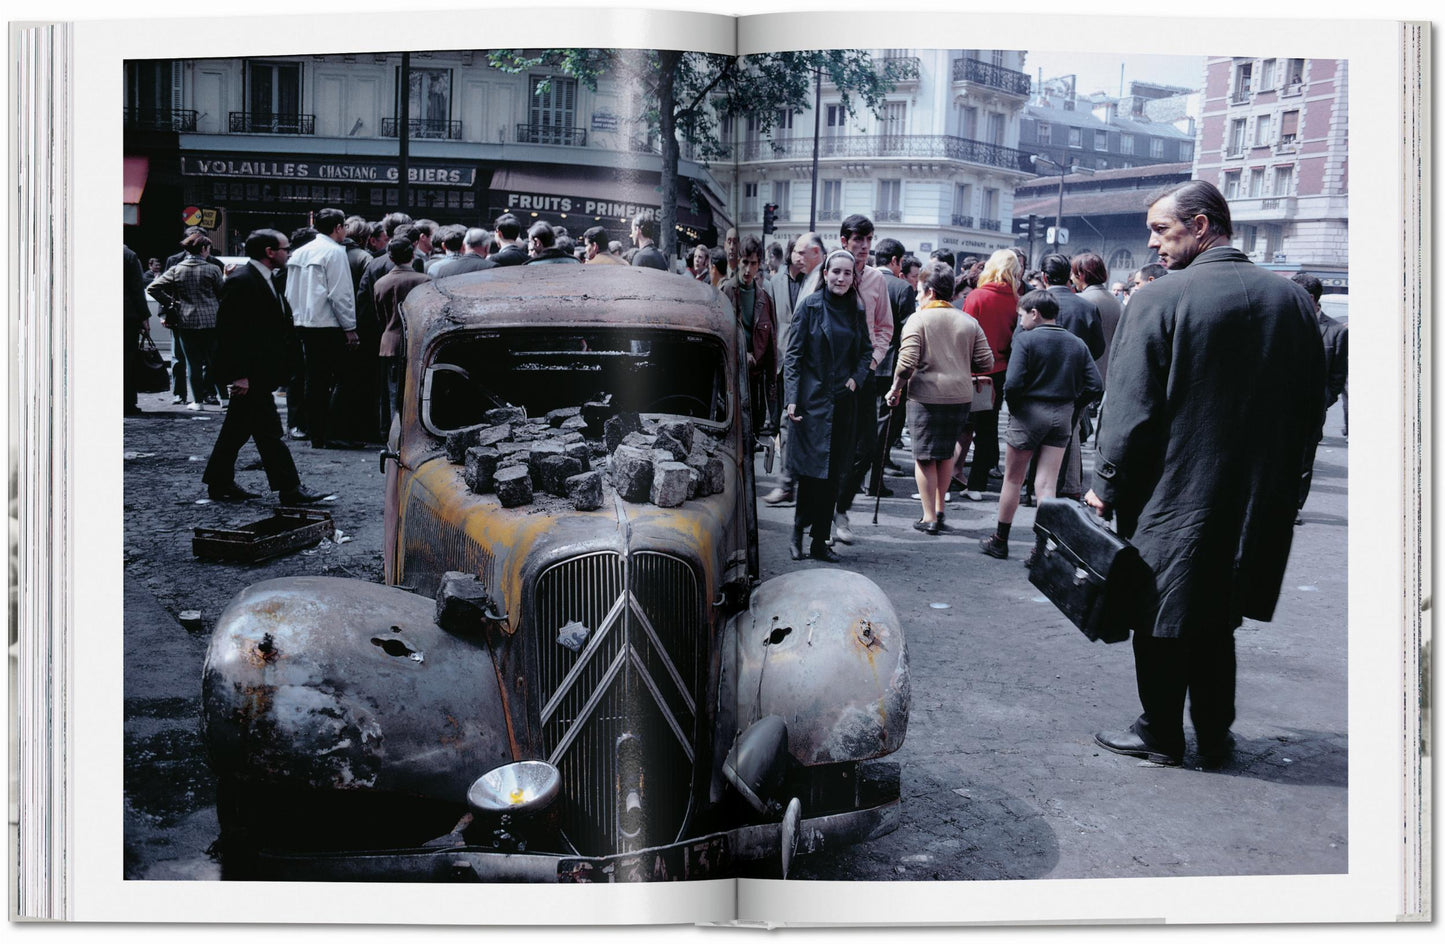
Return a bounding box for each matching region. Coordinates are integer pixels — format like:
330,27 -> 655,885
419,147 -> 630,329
284,207 -> 359,449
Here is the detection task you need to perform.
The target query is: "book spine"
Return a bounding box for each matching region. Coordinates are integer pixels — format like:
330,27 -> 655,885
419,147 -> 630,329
12,18 -> 72,922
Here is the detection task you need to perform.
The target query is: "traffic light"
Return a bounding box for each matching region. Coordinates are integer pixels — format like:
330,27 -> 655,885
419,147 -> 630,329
763,203 -> 778,235
1028,214 -> 1039,239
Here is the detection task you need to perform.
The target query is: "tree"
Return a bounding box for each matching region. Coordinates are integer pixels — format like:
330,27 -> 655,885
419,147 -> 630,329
488,48 -> 904,259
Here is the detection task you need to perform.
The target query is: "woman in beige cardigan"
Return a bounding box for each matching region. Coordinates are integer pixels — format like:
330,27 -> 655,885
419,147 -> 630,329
884,261 -> 993,534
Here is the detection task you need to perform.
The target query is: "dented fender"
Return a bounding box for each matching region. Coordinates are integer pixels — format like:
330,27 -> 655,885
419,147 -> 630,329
718,570 -> 909,769
201,576 -> 513,801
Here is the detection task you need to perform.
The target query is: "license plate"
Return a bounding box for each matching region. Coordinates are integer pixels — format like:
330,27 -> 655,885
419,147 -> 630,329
558,834 -> 732,882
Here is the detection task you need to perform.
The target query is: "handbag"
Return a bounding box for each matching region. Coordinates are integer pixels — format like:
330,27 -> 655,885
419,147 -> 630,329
132,334 -> 172,394
970,375 -> 994,413
1027,498 -> 1147,643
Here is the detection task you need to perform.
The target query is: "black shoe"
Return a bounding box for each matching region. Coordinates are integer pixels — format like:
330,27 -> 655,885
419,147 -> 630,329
1093,729 -> 1182,767
207,482 -> 260,502
789,525 -> 805,561
987,467 -> 1003,480
1196,734 -> 1236,769
810,543 -> 842,563
1021,493 -> 1036,508
912,519 -> 936,534
883,460 -> 904,474
865,484 -> 894,498
279,486 -> 329,505
979,533 -> 1008,559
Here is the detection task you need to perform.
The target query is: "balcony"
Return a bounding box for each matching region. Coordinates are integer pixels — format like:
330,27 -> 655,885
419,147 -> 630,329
630,136 -> 707,161
979,218 -> 1003,232
229,112 -> 315,135
124,107 -> 198,132
874,208 -> 903,222
516,123 -> 587,147
741,207 -> 760,223
951,58 -> 1031,97
1281,82 -> 1304,98
740,134 -> 1033,173
380,117 -> 462,140
818,209 -> 842,222
951,214 -> 974,228
1229,194 -> 1297,221
1275,135 -> 1299,155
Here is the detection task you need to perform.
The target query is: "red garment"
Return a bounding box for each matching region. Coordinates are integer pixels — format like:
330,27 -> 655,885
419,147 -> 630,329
963,280 -> 1018,376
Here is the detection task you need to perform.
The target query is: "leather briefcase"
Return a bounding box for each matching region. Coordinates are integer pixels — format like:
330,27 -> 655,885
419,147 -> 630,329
1027,498 -> 1146,643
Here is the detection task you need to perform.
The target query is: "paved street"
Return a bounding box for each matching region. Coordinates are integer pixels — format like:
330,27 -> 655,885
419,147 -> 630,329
122,388 -> 1347,882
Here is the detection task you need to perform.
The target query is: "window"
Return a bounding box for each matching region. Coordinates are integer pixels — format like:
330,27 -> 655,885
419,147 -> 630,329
821,179 -> 843,220
1280,109 -> 1300,144
1248,167 -> 1266,197
773,109 -> 794,141
876,179 -> 901,221
990,49 -> 1006,68
1179,141 -> 1194,161
247,61 -> 302,126
1228,118 -> 1247,155
743,181 -> 759,221
1223,170 -> 1242,199
981,187 -> 1000,229
399,67 -> 452,137
952,183 -> 973,226
1036,122 -> 1051,145
987,112 -> 1005,145
529,75 -> 577,143
1239,224 -> 1258,253
1254,114 -> 1272,146
1068,127 -> 1082,148
1120,133 -> 1135,155
1264,225 -> 1284,259
1094,130 -> 1108,151
883,102 -> 907,144
772,180 -> 790,220
1285,59 -> 1306,88
961,106 -> 978,139
1150,137 -> 1165,159
1272,165 -> 1294,196
825,104 -> 846,138
744,114 -> 761,147
1260,59 -> 1276,89
1233,61 -> 1253,100
1109,248 -> 1135,272
719,114 -> 735,144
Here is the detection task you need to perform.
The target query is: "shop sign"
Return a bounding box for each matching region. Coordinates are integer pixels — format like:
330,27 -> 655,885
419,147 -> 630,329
181,155 -> 476,187
504,190 -> 660,220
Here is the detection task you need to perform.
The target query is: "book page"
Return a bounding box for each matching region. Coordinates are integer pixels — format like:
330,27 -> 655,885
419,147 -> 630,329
732,8 -> 1424,928
49,3 -> 749,928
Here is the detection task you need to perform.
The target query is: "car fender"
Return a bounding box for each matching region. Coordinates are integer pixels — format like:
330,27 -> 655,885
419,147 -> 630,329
717,569 -> 909,772
202,576 -> 513,801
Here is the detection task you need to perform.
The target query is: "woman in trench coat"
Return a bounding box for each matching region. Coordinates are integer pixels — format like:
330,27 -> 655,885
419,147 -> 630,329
783,249 -> 872,562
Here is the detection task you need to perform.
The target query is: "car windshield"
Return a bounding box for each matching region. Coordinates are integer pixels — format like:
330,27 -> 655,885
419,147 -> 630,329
423,327 -> 729,434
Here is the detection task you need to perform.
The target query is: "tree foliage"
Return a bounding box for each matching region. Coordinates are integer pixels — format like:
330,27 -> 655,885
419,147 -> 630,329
488,48 -> 903,258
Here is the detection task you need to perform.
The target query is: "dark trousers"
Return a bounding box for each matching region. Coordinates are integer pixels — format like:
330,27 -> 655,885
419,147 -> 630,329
835,374 -> 876,514
796,392 -> 855,547
299,327 -> 347,447
965,380 -> 1004,491
202,388 -> 300,493
381,356 -> 404,437
1131,627 -> 1237,758
176,327 -> 222,403
286,332 -> 307,434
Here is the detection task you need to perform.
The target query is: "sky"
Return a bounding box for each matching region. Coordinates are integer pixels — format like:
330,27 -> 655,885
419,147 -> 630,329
1018,50 -> 1208,98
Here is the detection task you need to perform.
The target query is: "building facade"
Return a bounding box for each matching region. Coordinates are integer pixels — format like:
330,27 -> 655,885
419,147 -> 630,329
1019,80 -> 1198,176
123,52 -> 730,261
1193,56 -> 1348,289
733,49 -> 1034,263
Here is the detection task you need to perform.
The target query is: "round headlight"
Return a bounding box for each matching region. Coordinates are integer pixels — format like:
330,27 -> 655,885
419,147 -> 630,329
467,760 -> 561,816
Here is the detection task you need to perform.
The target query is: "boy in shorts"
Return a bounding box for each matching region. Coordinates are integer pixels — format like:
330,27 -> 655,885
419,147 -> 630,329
980,290 -> 1103,561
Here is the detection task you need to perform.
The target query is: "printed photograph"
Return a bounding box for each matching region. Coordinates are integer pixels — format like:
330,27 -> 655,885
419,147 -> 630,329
121,42 -> 1348,884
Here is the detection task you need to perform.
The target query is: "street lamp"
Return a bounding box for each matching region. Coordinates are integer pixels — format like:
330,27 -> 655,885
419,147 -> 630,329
1029,154 -> 1094,252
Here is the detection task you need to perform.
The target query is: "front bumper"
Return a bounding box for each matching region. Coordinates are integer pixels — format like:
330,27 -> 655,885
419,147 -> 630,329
250,800 -> 899,883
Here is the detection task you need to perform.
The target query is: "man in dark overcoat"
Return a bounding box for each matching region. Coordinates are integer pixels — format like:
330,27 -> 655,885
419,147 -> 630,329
202,229 -> 326,505
1085,180 -> 1325,768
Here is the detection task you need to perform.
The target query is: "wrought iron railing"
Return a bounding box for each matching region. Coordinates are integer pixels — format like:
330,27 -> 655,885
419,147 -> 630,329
381,117 -> 463,140
878,56 -> 922,81
741,134 -> 1033,173
874,208 -> 902,222
516,123 -> 587,146
951,214 -> 974,228
950,58 -> 1031,96
740,208 -> 760,222
229,112 -> 315,134
818,209 -> 842,221
979,218 -> 1003,232
124,108 -> 198,132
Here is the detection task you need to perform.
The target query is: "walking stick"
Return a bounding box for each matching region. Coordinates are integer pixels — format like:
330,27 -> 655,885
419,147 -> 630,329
872,400 -> 897,526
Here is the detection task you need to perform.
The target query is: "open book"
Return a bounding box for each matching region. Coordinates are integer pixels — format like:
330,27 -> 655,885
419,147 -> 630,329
11,1 -> 1429,929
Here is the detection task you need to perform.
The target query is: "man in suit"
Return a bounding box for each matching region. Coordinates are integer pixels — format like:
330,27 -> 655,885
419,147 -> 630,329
629,214 -> 669,270
374,237 -> 433,433
202,229 -> 327,504
1086,180 -> 1324,768
720,235 -> 777,437
862,237 -> 917,497
432,227 -> 491,278
763,231 -> 826,505
1039,253 -> 1104,499
476,214 -> 529,270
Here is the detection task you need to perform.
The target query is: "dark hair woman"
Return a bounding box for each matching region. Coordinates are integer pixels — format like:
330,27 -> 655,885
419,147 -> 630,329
782,249 -> 872,562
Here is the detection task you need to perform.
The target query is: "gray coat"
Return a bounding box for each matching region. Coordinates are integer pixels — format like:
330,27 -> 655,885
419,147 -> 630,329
783,290 -> 871,480
1079,283 -> 1124,384
1046,284 -> 1105,360
1091,246 -> 1325,638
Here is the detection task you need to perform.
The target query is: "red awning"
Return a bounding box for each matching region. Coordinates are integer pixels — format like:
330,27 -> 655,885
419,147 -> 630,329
123,156 -> 149,205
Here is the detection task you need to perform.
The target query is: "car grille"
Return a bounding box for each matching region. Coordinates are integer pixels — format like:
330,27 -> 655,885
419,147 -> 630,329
534,551 -> 706,855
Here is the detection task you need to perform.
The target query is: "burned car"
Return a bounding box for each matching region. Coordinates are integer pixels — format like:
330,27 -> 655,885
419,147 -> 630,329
202,265 -> 909,881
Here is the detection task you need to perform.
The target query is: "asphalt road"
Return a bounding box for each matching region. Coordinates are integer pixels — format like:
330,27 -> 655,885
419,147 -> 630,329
121,390 -> 1348,883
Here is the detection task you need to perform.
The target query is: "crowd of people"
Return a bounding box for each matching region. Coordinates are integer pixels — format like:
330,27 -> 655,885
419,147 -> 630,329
121,178 -> 1348,769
